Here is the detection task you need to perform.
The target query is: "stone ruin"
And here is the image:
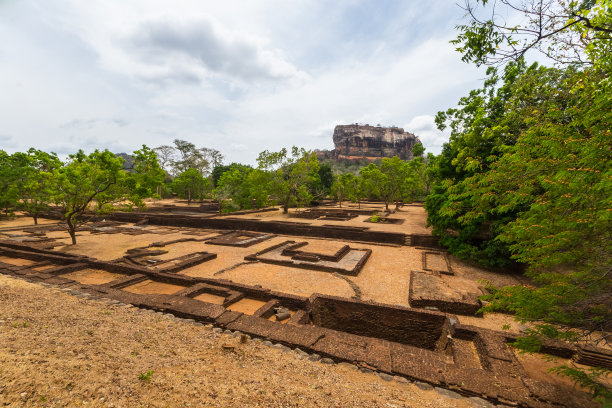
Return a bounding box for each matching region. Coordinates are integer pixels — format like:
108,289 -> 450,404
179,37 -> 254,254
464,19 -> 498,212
0,206 -> 609,408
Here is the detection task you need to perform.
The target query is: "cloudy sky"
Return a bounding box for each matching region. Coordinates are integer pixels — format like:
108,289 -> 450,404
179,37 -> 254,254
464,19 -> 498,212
0,0 -> 489,164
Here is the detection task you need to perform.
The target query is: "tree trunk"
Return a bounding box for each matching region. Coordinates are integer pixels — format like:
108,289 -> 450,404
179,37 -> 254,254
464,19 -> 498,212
66,215 -> 77,245
33,215 -> 38,225
283,202 -> 289,214
385,200 -> 389,211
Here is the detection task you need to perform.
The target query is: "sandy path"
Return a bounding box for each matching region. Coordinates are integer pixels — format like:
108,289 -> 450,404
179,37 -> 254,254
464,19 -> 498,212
0,274 -> 476,408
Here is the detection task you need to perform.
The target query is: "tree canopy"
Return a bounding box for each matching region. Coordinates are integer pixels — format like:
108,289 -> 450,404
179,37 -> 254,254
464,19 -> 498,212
52,149 -> 125,245
257,147 -> 321,213
433,0 -> 611,400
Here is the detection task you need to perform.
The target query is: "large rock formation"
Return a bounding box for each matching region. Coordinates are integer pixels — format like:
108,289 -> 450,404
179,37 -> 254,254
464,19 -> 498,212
330,124 -> 420,161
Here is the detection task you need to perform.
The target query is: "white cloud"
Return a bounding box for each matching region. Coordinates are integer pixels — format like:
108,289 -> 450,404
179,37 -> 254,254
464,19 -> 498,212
0,0 -> 485,162
404,115 -> 449,154
124,18 -> 306,84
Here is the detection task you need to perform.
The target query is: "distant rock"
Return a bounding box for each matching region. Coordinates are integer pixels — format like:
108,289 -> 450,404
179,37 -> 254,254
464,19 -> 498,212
115,153 -> 134,171
330,124 -> 420,161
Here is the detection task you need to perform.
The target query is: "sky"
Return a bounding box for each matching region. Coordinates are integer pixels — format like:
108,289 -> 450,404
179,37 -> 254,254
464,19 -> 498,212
0,0 -> 489,164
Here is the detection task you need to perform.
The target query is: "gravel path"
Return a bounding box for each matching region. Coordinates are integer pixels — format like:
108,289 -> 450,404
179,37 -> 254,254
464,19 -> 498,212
0,275 -> 481,408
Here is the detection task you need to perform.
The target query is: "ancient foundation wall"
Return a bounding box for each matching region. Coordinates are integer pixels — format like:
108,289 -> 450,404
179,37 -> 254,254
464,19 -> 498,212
108,212 -> 407,245
309,295 -> 446,349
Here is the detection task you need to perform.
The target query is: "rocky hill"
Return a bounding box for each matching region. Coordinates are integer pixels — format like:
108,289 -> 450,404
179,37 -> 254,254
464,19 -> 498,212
317,124 -> 420,162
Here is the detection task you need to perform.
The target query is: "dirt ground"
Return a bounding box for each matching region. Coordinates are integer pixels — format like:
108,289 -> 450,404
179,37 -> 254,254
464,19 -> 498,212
0,213 -> 535,336
224,203 -> 432,235
1,206 -> 604,401
0,274 -> 478,408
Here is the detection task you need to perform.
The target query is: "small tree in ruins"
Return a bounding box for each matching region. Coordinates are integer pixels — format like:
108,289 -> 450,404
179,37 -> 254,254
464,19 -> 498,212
52,149 -> 125,245
257,147 -> 320,214
172,168 -> 210,205
13,149 -> 62,224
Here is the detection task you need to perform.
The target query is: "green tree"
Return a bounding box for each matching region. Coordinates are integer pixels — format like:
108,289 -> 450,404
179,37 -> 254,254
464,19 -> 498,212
172,168 -> 210,205
442,0 -> 612,400
211,164 -> 233,187
52,150 -> 125,245
330,173 -> 358,207
318,163 -> 334,193
360,157 -> 412,211
169,139 -> 223,177
452,0 -> 612,67
359,163 -> 384,202
257,147 -> 320,213
215,165 -> 255,211
12,149 -> 62,224
125,145 -> 166,207
0,150 -> 19,217
426,61 -> 528,266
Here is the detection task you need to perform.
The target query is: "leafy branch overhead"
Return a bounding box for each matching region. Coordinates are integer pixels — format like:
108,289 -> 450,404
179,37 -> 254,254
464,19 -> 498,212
453,0 -> 612,66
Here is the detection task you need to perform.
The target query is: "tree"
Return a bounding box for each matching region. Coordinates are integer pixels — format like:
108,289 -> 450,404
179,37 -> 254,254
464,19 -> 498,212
52,149 -> 125,245
441,1 -> 612,400
214,165 -> 257,211
426,61 -> 528,266
172,168 -> 210,205
153,145 -> 176,174
411,142 -> 425,158
12,149 -> 62,224
257,147 -> 320,213
475,64 -> 611,403
0,150 -> 19,217
318,163 -> 334,193
359,157 -> 412,211
200,147 -> 224,171
359,163 -> 384,202
211,164 -> 232,187
155,140 -> 223,178
125,145 -> 166,206
453,0 -> 612,66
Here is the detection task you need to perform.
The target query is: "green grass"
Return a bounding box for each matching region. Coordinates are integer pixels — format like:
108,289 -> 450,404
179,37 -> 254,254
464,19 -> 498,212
138,370 -> 154,382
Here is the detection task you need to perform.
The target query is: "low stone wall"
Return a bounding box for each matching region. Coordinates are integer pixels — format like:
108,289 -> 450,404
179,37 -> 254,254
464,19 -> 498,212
309,295 -> 446,350
108,212 -> 407,245
0,240 -> 603,408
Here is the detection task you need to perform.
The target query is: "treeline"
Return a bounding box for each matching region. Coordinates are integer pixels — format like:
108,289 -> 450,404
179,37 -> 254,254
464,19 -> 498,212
213,145 -> 433,214
0,139 -> 431,242
0,146 -> 165,244
427,0 -> 610,400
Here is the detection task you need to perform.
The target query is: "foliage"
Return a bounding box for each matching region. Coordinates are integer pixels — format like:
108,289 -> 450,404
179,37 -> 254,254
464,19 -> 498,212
0,150 -> 18,217
138,370 -> 154,382
330,173 -> 358,207
359,156 -> 420,211
154,139 -> 224,177
369,213 -> 380,223
12,149 -> 62,224
452,0 -> 612,66
110,145 -> 166,210
257,147 -> 320,213
426,61 -> 529,267
213,164 -> 271,212
172,168 -> 211,205
0,149 -> 61,222
130,145 -> 166,201
318,163 -> 334,193
211,164 -> 232,187
441,0 -> 612,400
52,149 -> 125,244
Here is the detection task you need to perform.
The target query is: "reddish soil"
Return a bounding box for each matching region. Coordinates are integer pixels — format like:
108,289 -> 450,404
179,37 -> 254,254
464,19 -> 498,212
0,274 -> 474,407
